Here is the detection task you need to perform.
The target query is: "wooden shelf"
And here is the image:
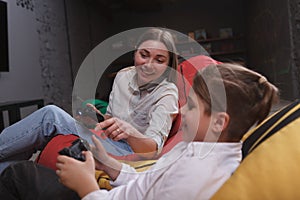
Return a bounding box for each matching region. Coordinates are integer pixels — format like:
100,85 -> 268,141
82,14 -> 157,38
106,35 -> 247,78
176,35 -> 246,62
210,49 -> 246,56
198,36 -> 244,43
176,36 -> 244,45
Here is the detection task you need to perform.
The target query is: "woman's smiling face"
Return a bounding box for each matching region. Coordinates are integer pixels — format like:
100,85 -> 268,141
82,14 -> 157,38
134,40 -> 170,86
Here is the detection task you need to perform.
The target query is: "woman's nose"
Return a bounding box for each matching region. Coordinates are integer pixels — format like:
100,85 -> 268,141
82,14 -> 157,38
145,58 -> 153,64
144,59 -> 154,68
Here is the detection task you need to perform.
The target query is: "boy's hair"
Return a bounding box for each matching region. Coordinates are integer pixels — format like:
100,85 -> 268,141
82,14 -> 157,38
193,63 -> 279,141
135,27 -> 178,84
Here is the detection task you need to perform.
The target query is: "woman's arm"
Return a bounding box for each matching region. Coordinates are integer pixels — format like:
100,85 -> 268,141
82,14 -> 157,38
94,69 -> 178,154
94,91 -> 178,154
95,118 -> 158,154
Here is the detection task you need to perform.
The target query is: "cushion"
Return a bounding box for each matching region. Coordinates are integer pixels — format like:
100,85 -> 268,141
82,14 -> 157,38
242,99 -> 300,158
177,55 -> 221,107
36,134 -> 79,170
210,100 -> 300,199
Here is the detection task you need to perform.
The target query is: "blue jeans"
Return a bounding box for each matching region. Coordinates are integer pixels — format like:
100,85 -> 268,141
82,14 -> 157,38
0,105 -> 133,173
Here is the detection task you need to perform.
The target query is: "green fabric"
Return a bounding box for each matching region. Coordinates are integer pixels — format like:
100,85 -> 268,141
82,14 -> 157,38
82,99 -> 108,114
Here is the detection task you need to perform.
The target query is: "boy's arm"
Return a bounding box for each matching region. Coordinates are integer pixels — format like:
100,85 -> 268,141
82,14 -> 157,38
91,135 -> 122,181
95,155 -> 122,181
91,135 -> 139,184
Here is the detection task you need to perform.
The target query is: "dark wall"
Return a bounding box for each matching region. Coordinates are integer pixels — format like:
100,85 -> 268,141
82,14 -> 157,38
109,0 -> 246,38
66,0 -> 300,101
65,0 -> 112,101
289,0 -> 300,99
246,0 -> 295,100
66,0 -> 247,101
65,0 -> 91,80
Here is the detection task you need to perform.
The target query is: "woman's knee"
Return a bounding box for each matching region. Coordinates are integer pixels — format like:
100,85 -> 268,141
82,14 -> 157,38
42,105 -> 63,113
41,105 -> 69,118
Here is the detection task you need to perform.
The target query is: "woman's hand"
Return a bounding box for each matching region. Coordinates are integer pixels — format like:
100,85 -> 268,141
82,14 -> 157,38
95,118 -> 158,154
85,103 -> 104,117
56,151 -> 99,198
94,117 -> 141,141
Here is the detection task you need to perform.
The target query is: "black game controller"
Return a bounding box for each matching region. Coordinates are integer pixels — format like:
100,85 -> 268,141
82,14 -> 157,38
58,138 -> 90,161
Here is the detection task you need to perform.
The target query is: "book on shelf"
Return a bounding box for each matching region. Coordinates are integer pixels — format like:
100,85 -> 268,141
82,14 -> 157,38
188,31 -> 195,41
194,28 -> 207,40
201,43 -> 212,53
219,28 -> 233,38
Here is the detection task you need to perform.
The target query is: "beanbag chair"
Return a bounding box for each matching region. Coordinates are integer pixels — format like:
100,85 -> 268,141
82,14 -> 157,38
210,100 -> 300,199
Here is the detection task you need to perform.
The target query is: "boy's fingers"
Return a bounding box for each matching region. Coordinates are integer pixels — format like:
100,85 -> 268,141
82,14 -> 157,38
92,135 -> 104,149
57,155 -> 68,163
81,151 -> 94,166
56,162 -> 63,170
82,151 -> 93,160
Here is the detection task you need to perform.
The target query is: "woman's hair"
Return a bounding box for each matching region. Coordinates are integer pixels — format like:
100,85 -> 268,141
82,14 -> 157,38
135,28 -> 178,84
193,63 -> 279,141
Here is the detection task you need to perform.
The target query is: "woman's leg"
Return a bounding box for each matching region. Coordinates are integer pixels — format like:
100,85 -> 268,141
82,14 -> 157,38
0,105 -> 79,161
99,138 -> 134,156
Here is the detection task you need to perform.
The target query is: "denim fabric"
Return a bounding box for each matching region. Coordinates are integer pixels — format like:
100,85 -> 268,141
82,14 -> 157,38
0,105 -> 133,173
0,105 -> 78,160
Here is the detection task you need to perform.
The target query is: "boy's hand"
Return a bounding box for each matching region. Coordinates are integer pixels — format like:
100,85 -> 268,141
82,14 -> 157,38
56,151 -> 99,198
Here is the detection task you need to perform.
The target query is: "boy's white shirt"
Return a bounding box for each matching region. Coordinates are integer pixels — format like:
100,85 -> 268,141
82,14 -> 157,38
82,141 -> 242,200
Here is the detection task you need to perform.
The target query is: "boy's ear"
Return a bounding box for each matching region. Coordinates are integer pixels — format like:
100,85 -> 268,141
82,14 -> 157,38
211,112 -> 230,133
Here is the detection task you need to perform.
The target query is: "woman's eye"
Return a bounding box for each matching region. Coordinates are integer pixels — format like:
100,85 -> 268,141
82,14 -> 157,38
156,59 -> 165,64
139,52 -> 148,58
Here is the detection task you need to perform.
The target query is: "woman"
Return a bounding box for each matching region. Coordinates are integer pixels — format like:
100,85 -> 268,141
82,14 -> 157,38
0,28 -> 179,172
96,28 -> 178,155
